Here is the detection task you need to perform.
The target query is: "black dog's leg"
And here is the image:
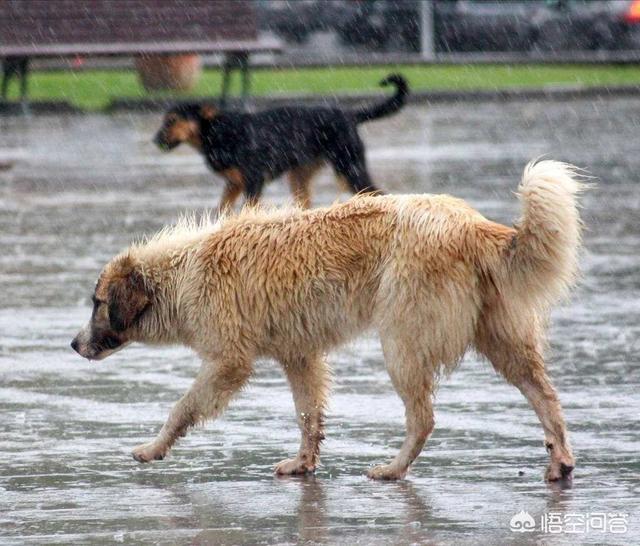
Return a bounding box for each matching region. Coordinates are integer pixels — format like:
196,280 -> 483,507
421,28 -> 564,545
336,159 -> 379,195
327,135 -> 381,195
243,172 -> 265,206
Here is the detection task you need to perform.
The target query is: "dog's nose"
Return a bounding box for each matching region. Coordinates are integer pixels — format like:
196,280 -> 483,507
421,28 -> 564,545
560,463 -> 574,478
70,338 -> 79,353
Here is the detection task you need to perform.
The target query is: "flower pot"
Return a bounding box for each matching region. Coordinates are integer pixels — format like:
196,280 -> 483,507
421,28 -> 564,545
135,53 -> 202,92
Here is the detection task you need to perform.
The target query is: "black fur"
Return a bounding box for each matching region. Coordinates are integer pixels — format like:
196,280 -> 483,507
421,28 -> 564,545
154,74 -> 408,204
352,74 -> 408,123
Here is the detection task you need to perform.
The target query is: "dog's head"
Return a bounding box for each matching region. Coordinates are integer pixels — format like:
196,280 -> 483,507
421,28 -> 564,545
71,255 -> 151,361
153,103 -> 217,152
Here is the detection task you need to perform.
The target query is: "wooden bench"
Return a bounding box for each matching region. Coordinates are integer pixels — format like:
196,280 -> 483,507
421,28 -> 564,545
0,0 -> 280,108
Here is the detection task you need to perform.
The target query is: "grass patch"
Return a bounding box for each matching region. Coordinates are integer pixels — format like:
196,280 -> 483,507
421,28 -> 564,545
7,64 -> 640,110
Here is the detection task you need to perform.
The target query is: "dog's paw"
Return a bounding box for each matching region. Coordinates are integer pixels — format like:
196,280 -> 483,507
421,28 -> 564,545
367,464 -> 407,481
274,457 -> 316,476
545,459 -> 575,482
131,442 -> 167,463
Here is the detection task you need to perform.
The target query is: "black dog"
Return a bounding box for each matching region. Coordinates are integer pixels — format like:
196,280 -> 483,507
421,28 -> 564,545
153,74 -> 408,210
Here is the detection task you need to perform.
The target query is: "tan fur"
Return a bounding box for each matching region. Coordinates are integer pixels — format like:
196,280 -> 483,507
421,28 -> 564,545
218,168 -> 245,212
200,105 -> 217,120
287,161 -> 324,209
72,160 -> 585,481
165,118 -> 201,151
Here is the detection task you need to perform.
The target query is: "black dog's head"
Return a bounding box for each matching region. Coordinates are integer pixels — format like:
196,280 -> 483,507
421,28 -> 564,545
153,103 -> 217,152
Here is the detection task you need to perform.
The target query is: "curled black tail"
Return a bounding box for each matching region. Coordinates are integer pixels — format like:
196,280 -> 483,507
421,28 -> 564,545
353,74 -> 408,124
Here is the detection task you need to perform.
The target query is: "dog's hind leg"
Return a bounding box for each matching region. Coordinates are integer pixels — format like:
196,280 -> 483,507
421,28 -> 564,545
275,353 -> 331,475
333,158 -> 379,195
132,357 -> 253,463
478,331 -> 575,481
368,335 -> 435,480
326,135 -> 380,195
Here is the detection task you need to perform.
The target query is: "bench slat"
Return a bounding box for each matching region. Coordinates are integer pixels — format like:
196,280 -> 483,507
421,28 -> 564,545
0,0 -> 280,56
0,39 -> 281,58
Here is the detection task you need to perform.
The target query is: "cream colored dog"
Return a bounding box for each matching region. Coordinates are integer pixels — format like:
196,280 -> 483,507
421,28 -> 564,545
71,160 -> 584,481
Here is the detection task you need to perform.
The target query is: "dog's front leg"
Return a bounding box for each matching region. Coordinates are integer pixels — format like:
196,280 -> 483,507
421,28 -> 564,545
368,334 -> 435,480
132,357 -> 253,463
242,172 -> 265,207
275,354 -> 331,475
217,181 -> 243,214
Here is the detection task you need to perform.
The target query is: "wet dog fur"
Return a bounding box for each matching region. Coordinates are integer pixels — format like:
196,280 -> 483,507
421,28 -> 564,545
71,160 -> 584,481
153,74 -> 408,211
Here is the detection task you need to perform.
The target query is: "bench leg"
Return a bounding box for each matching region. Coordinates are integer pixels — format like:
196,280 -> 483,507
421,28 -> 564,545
221,52 -> 251,110
19,58 -> 29,114
1,72 -> 7,101
239,53 -> 251,108
220,58 -> 232,108
2,57 -> 30,113
2,58 -> 12,100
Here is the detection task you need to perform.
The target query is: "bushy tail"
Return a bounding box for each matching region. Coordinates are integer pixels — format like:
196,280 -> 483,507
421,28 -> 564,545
352,74 -> 408,124
506,160 -> 587,312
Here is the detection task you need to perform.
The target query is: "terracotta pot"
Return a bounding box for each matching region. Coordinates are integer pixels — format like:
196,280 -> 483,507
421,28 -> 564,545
135,54 -> 202,92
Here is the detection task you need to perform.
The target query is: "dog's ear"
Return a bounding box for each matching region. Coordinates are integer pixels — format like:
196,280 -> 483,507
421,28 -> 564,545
200,105 -> 217,120
108,260 -> 150,332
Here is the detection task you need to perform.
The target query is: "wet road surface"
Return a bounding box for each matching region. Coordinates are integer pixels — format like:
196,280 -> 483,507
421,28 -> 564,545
1,99 -> 639,544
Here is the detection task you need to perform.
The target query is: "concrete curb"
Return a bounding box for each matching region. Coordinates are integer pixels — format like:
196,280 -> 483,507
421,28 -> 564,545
2,84 -> 640,116
107,84 -> 640,112
0,100 -> 82,115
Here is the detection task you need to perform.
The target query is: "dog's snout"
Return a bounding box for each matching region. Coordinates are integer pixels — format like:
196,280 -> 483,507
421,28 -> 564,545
70,338 -> 79,353
560,463 -> 574,478
154,132 -> 171,151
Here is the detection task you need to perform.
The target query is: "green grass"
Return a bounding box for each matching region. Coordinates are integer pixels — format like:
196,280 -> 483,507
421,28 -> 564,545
7,64 -> 640,110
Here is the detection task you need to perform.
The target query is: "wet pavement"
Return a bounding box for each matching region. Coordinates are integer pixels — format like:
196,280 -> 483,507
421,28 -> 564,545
1,98 -> 639,544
